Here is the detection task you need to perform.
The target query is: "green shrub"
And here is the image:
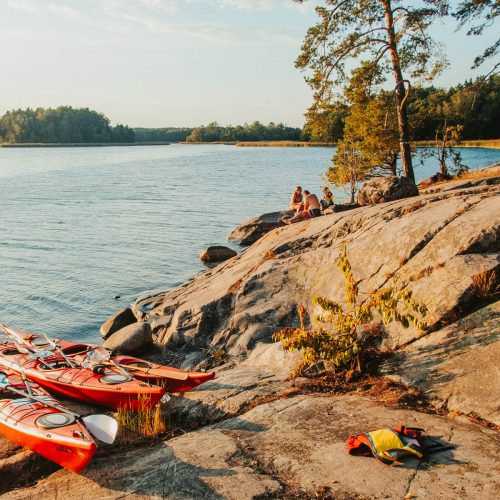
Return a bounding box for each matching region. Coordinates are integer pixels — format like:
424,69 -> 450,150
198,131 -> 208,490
273,245 -> 427,375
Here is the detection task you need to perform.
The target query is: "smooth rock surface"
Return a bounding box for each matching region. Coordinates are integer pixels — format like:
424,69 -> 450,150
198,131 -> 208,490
102,321 -> 153,354
144,175 -> 499,363
227,210 -> 292,245
383,301 -> 500,425
100,307 -> 137,339
199,245 -> 237,263
5,395 -> 499,499
358,175 -> 419,205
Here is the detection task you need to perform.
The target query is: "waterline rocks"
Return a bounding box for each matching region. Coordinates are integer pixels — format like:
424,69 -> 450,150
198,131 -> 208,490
357,175 -> 419,205
100,307 -> 136,339
228,210 -> 293,245
199,245 -> 237,263
102,321 -> 153,354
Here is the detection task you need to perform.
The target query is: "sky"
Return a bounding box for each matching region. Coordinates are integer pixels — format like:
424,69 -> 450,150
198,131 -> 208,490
0,0 -> 497,128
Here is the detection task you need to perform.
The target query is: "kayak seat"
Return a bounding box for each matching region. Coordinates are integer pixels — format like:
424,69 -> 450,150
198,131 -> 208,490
62,345 -> 90,355
38,361 -> 71,370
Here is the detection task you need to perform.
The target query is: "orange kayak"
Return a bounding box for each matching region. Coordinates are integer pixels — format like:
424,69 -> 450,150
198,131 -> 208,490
0,369 -> 97,472
3,326 -> 215,393
0,340 -> 165,410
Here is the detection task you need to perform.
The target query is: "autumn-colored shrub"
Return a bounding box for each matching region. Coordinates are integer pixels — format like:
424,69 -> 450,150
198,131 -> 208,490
117,395 -> 166,444
273,245 -> 427,376
471,270 -> 499,300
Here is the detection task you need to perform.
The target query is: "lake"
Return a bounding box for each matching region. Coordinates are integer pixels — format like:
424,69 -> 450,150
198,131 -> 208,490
0,144 -> 498,343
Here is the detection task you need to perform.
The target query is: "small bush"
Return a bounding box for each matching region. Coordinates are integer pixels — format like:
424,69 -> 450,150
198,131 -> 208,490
117,395 -> 166,444
471,270 -> 499,300
273,245 -> 427,376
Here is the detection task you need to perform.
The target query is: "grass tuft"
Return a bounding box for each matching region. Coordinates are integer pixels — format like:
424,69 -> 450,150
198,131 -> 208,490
116,395 -> 166,445
471,270 -> 499,300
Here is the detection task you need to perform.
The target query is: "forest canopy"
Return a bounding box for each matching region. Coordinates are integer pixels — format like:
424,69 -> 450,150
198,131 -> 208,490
186,121 -> 302,143
302,75 -> 500,142
0,107 -> 135,144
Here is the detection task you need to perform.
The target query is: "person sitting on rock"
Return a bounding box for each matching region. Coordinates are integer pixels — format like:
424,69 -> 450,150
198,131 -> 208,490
289,185 -> 304,213
320,186 -> 334,210
282,190 -> 321,224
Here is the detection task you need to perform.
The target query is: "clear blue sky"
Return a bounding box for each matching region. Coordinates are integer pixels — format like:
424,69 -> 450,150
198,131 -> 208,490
0,0 -> 497,127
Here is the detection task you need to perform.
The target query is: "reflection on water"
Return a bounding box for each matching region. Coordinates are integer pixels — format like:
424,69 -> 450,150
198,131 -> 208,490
0,144 -> 498,342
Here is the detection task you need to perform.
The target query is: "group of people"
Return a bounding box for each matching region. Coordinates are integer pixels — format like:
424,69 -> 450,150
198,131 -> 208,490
282,185 -> 334,225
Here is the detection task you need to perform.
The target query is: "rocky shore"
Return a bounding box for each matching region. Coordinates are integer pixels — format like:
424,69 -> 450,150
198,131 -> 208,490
1,166 -> 499,499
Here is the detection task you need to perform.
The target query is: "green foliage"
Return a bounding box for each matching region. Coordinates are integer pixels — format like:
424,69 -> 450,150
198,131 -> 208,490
301,101 -> 348,142
327,139 -> 372,203
303,75 -> 500,143
408,75 -> 500,140
454,0 -> 499,70
0,106 -> 134,144
432,122 -> 468,176
133,127 -> 193,143
186,121 -> 301,143
273,245 -> 427,375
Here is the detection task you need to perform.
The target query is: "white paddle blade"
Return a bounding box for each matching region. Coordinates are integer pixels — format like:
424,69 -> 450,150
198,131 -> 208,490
83,414 -> 118,444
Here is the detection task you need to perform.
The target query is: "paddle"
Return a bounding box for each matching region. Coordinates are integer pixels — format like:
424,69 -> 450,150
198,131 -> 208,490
41,333 -> 77,368
120,362 -> 190,381
0,371 -> 118,444
78,345 -> 189,381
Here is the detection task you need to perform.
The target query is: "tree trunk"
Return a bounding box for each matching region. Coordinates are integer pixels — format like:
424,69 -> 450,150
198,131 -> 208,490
382,0 -> 415,184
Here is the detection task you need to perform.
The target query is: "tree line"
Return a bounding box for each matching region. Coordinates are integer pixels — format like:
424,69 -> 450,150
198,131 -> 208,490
0,107 -> 135,144
302,75 -> 500,143
133,127 -> 193,143
186,121 -> 301,142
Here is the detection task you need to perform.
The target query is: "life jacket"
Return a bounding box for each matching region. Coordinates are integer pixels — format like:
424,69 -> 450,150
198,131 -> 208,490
346,426 -> 424,465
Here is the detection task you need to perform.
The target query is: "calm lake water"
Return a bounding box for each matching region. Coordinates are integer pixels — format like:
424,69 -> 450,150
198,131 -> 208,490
1,144 -> 498,343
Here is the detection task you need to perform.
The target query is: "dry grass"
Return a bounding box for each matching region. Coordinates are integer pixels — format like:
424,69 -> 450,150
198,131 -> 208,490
402,200 -> 426,215
415,139 -> 500,149
471,270 -> 499,300
116,395 -> 166,445
235,141 -> 336,148
457,168 -> 500,180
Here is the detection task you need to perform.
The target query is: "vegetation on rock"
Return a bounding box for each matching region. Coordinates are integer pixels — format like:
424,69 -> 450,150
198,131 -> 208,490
274,246 -> 427,376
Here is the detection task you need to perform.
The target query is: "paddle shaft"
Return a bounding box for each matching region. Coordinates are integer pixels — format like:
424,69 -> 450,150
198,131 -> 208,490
43,334 -> 77,368
111,362 -> 189,381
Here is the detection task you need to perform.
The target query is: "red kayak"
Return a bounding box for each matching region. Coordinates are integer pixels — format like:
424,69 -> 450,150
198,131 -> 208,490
2,326 -> 215,393
0,369 -> 97,472
0,331 -> 165,411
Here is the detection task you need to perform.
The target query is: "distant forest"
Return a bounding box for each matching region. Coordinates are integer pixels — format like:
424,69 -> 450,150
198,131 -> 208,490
0,76 -> 498,145
186,122 -> 301,142
0,107 -> 136,144
302,76 -> 500,142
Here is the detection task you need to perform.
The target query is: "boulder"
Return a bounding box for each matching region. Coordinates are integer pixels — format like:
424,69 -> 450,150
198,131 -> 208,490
103,321 -> 153,354
100,307 -> 136,339
357,175 -> 419,205
199,245 -> 237,263
228,210 -> 293,246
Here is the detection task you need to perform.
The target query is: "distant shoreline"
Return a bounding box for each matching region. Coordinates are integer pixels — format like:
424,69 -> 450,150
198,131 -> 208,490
0,142 -> 171,148
1,139 -> 499,149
